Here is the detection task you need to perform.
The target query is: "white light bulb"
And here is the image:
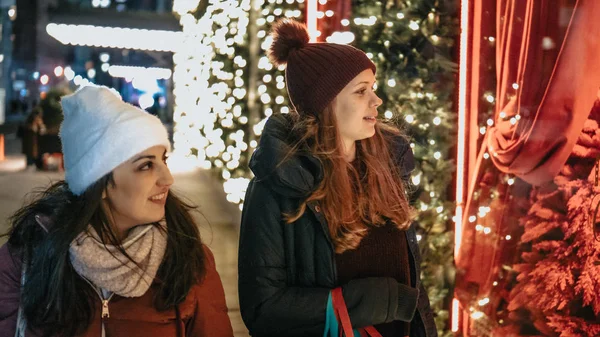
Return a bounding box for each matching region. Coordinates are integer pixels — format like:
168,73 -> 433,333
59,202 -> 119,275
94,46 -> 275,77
54,66 -> 63,77
87,69 -> 96,79
471,311 -> 484,320
100,53 -> 110,63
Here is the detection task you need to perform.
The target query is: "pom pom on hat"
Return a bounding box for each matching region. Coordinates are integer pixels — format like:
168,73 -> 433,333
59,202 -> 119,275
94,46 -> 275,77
267,19 -> 376,116
268,19 -> 309,66
59,85 -> 170,195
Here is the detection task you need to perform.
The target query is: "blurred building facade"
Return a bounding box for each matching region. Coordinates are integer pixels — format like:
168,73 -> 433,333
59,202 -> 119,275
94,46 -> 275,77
5,0 -> 180,122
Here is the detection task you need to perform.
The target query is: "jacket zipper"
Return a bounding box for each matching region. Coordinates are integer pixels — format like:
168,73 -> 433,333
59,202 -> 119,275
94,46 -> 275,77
82,276 -> 115,335
307,201 -> 338,283
101,298 -> 111,318
404,229 -> 420,288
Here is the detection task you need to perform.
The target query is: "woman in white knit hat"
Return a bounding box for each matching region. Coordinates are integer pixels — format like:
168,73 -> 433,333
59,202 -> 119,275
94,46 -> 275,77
0,85 -> 234,337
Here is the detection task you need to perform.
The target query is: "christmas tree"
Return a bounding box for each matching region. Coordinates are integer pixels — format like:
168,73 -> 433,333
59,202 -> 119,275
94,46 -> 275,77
349,1 -> 458,335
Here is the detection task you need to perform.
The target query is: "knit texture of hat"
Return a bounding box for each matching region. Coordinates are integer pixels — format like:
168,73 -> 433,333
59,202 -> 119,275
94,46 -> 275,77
268,19 -> 376,116
60,85 -> 171,195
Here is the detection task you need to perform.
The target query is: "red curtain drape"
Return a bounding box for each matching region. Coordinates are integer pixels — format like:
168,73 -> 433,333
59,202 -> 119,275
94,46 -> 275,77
488,0 -> 600,186
457,0 -> 600,314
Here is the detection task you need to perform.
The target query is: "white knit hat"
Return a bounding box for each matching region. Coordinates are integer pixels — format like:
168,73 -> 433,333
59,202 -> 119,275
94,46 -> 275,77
60,85 -> 171,195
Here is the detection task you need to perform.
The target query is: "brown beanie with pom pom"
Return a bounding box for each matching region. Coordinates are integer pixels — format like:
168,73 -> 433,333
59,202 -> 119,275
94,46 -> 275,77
268,19 -> 376,116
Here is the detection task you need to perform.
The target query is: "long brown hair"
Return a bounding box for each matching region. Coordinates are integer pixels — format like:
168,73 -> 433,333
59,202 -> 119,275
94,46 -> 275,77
285,102 -> 414,253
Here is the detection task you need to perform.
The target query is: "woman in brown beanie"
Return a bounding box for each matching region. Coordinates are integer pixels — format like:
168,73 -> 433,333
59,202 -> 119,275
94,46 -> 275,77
238,20 -> 437,337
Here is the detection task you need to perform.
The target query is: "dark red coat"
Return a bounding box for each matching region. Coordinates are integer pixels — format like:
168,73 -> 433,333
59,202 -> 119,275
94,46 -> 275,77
0,244 -> 233,337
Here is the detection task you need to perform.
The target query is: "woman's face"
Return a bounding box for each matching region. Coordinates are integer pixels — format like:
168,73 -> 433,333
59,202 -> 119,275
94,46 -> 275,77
333,69 -> 383,150
103,145 -> 173,239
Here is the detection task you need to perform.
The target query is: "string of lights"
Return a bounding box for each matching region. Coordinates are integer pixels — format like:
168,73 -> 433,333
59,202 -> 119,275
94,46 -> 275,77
170,0 -> 304,208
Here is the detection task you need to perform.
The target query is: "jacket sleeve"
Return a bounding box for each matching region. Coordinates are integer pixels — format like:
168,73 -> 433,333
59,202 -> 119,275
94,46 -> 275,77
238,180 -> 419,337
186,245 -> 234,337
0,244 -> 22,336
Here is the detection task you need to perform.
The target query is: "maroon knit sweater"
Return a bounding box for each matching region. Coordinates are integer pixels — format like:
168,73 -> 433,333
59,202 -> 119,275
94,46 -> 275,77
335,222 -> 412,337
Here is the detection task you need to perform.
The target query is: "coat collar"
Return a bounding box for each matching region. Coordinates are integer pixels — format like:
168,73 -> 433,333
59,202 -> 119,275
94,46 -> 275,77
249,113 -> 323,198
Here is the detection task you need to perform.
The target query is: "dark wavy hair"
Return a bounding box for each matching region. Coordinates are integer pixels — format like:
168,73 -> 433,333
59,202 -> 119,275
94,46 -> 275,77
3,174 -> 206,336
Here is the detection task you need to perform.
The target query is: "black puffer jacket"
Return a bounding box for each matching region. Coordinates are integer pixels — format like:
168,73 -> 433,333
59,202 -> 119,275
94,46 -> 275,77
238,113 -> 437,337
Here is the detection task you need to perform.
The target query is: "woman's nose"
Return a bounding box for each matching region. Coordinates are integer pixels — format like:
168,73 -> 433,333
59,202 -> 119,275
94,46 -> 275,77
159,164 -> 174,187
372,93 -> 383,108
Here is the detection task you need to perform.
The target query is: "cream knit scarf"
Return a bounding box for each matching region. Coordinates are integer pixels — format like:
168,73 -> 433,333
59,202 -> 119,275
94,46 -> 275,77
69,223 -> 167,298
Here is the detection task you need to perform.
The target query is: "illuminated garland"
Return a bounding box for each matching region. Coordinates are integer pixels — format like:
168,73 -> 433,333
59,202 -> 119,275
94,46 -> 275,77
171,0 -> 304,208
